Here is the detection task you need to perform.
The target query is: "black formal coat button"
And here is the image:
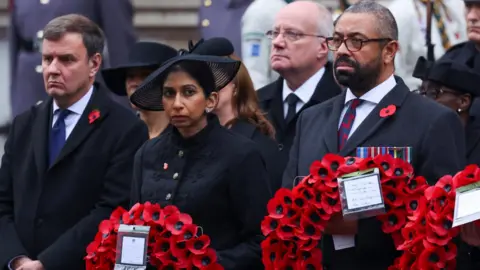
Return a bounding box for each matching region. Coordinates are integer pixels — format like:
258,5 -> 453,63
165,193 -> 172,200
278,143 -> 284,151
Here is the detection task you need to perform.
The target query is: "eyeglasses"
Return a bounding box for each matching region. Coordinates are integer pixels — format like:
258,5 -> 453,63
326,37 -> 392,52
416,87 -> 461,99
265,30 -> 325,42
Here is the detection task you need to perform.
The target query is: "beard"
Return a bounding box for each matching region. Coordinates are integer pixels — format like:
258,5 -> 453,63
334,55 -> 383,94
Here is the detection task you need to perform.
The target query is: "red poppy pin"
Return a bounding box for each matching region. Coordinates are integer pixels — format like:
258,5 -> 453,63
380,104 -> 396,118
88,109 -> 101,124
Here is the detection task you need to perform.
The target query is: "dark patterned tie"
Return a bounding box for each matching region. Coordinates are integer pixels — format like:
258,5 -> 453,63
285,93 -> 300,124
49,109 -> 71,166
338,99 -> 363,150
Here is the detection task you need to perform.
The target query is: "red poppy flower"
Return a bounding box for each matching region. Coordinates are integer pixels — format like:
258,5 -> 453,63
338,157 -> 368,175
88,109 -> 101,124
382,157 -> 413,181
383,185 -> 405,208
274,188 -> 294,207
122,203 -> 145,225
186,234 -> 211,255
293,186 -> 315,203
192,248 -> 217,268
296,216 -> 323,240
296,248 -> 323,269
109,206 -> 127,226
298,238 -> 319,251
292,195 -> 307,210
453,164 -> 480,188
425,225 -> 452,246
261,216 -> 280,236
152,236 -> 171,257
143,202 -> 163,225
165,213 -> 193,235
435,175 -> 456,198
276,224 -> 296,240
418,244 -> 447,269
310,154 -> 344,181
171,238 -> 190,260
321,193 -> 341,214
405,196 -> 427,215
428,212 -> 453,237
397,251 -> 417,269
378,208 -> 407,234
267,196 -> 288,219
275,256 -> 297,269
397,222 -> 425,251
162,205 -> 180,218
379,104 -> 396,118
404,176 -> 428,195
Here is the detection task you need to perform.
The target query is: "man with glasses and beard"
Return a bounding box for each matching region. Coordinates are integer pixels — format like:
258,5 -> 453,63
282,2 -> 466,269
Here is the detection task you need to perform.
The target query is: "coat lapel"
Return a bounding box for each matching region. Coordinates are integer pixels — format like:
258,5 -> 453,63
323,92 -> 347,154
32,99 -> 53,176
49,87 -> 111,169
261,79 -> 287,132
339,78 -> 410,156
466,116 -> 480,159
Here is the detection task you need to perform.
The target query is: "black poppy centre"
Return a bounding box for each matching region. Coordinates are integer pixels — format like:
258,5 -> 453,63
308,211 -> 321,223
184,231 -> 193,240
270,219 -> 279,230
409,200 -> 418,210
201,256 -> 211,266
331,161 -> 339,171
381,162 -> 390,170
318,167 -> 329,177
194,240 -> 205,250
283,196 -> 292,205
295,198 -> 305,207
387,192 -> 396,202
394,168 -> 403,176
388,214 -> 398,225
428,252 -> 440,263
175,221 -> 184,231
152,212 -> 160,220
346,157 -> 355,165
443,184 -> 452,192
327,197 -> 337,206
408,180 -> 417,190
276,205 -> 283,215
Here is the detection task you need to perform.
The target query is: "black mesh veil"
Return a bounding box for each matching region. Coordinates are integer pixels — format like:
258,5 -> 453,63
130,54 -> 241,111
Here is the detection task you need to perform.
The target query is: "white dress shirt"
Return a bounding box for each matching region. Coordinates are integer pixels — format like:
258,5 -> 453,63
51,86 -> 94,139
282,67 -> 325,118
338,75 -> 397,138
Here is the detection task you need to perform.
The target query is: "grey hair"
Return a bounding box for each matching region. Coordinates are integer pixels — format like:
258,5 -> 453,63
336,0 -> 398,40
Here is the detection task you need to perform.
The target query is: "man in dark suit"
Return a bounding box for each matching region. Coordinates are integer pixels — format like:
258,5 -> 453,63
283,2 -> 465,269
0,14 -> 148,270
257,1 -> 342,180
5,0 -> 136,135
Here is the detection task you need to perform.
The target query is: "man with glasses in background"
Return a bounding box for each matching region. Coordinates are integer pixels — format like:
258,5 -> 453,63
257,0 -> 342,185
283,2 -> 465,269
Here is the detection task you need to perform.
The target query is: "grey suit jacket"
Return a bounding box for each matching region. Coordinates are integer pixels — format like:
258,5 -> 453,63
282,77 -> 466,269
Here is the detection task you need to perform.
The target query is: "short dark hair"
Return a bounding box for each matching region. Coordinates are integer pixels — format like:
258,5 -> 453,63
43,14 -> 105,57
337,1 -> 398,40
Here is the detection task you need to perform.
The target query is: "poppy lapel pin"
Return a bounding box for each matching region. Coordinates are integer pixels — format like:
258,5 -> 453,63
88,109 -> 101,124
379,104 -> 396,118
163,163 -> 168,170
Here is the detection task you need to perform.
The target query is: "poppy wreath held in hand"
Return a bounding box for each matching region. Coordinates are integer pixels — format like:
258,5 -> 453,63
261,154 -> 429,269
391,165 -> 480,269
85,202 -> 223,270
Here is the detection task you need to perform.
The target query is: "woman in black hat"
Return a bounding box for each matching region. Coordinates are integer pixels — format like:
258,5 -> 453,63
102,41 -> 178,138
129,53 -> 272,270
414,57 -> 480,269
189,37 -> 283,190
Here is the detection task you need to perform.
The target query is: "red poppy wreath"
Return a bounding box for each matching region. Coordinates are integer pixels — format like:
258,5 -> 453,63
390,164 -> 480,269
85,202 -> 223,270
260,154 -> 429,269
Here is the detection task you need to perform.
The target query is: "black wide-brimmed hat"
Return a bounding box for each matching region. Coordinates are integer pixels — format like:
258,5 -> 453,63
130,54 -> 241,111
186,37 -> 235,56
102,42 -> 178,96
412,56 -> 434,80
427,58 -> 480,97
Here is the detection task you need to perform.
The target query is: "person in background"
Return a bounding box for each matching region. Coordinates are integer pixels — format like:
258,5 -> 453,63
130,53 -> 271,270
102,42 -> 178,139
191,37 -> 283,190
257,0 -> 342,181
199,0 -> 252,56
283,2 -> 465,268
5,0 -> 136,136
0,14 -> 147,270
387,0 -> 467,90
241,0 -> 287,89
413,56 -> 480,269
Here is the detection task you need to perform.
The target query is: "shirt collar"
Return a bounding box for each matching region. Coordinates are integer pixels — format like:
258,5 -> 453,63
344,74 -> 397,105
52,85 -> 94,115
282,67 -> 325,104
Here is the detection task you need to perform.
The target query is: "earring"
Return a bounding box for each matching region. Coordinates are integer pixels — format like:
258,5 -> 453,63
457,108 -> 462,113
205,108 -> 212,113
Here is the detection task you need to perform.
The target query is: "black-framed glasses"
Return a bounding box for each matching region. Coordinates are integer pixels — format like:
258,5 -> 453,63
416,87 -> 461,99
265,30 -> 326,42
326,37 -> 392,52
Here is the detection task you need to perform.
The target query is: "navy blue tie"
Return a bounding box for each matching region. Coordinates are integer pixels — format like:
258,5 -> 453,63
49,109 -> 70,166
